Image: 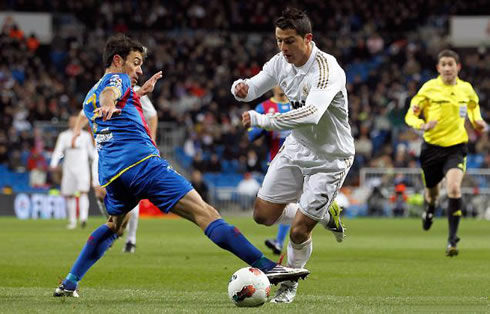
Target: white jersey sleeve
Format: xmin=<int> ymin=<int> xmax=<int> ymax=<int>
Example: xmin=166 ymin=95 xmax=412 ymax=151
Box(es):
xmin=231 ymin=56 xmax=279 ymax=102
xmin=50 ymin=131 xmax=69 ymax=168
xmin=249 ymin=56 xmax=346 ymax=130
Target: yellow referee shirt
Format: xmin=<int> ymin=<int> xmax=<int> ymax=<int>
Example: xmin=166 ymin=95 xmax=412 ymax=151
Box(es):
xmin=405 ymin=76 xmax=483 ymax=147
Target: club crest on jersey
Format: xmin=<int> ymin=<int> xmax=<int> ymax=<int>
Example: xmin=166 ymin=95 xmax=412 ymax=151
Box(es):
xmin=267 ymin=108 xmax=276 ymax=113
xmin=302 ymin=84 xmax=310 ymax=97
xmin=109 ymin=75 xmax=122 ymax=89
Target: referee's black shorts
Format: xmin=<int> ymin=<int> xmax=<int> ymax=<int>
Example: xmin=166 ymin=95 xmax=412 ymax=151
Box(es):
xmin=419 ymin=142 xmax=467 ymax=189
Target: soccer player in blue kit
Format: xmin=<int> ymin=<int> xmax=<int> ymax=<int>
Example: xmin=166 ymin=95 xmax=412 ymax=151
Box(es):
xmin=54 ymin=34 xmax=309 ymax=297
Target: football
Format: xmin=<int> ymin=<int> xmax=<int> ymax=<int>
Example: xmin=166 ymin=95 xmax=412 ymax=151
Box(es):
xmin=228 ymin=267 xmax=271 ymax=307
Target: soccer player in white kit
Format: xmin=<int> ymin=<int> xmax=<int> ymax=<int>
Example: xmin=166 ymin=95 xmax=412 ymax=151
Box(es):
xmin=50 ymin=115 xmax=95 ymax=229
xmin=74 ymin=85 xmax=158 ymax=253
xmin=231 ymin=8 xmax=355 ymax=303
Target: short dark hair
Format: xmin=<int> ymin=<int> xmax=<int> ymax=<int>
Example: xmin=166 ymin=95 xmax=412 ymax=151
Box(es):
xmin=275 ymin=8 xmax=312 ymax=37
xmin=437 ymin=49 xmax=460 ymax=64
xmin=103 ymin=34 xmax=146 ymax=68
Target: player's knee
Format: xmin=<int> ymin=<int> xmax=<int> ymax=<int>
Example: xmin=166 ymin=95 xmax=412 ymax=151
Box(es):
xmin=289 ymin=225 xmax=308 ymax=244
xmin=446 ymin=183 xmax=461 ymax=198
xmin=253 ymin=209 xmax=274 ymax=226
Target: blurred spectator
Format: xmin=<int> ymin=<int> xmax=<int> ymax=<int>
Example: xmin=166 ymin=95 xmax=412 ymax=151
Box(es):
xmin=26 ymin=33 xmax=40 ymax=52
xmin=206 ymin=153 xmax=222 ymax=173
xmin=367 ymin=183 xmax=389 ymax=216
xmin=390 ymin=183 xmax=408 ymax=217
xmin=236 ymin=172 xmax=260 ymax=210
xmin=26 ymin=148 xmax=48 ymax=187
xmin=190 ymin=169 xmax=209 ymax=202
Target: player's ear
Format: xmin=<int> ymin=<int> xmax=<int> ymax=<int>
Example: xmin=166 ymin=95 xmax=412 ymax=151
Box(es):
xmin=456 ymin=63 xmax=461 ymax=72
xmin=304 ymin=33 xmax=313 ymax=44
xmin=113 ymin=54 xmax=123 ymax=67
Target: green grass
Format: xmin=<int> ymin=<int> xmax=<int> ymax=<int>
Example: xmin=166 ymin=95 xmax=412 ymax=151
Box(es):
xmin=0 ymin=216 xmax=489 ymax=313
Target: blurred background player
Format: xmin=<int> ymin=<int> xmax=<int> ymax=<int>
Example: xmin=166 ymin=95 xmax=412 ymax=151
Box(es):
xmin=247 ymin=86 xmax=293 ymax=255
xmin=405 ymin=49 xmax=488 ymax=257
xmin=73 ymin=84 xmax=158 ymax=253
xmin=50 ymin=115 xmax=95 ymax=229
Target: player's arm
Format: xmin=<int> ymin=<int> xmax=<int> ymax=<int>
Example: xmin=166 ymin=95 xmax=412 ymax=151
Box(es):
xmin=95 ymin=87 xmax=121 ymax=121
xmin=467 ymin=86 xmax=488 ymax=132
xmin=135 ymin=71 xmax=163 ymax=97
xmin=50 ymin=133 xmax=65 ymax=170
xmin=242 ymin=62 xmax=343 ymax=130
xmin=71 ymin=110 xmax=89 ymax=148
xmin=405 ymin=85 xmax=437 ymax=131
xmin=248 ymin=103 xmax=266 ymax=142
xmin=231 ymin=60 xmax=277 ymax=102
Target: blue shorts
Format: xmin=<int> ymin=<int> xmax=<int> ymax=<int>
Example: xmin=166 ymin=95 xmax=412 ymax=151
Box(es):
xmin=104 ymin=157 xmax=193 ymax=216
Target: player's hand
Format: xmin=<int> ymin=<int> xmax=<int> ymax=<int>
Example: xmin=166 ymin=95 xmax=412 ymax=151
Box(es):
xmin=421 ymin=120 xmax=437 ymax=131
xmin=94 ymin=105 xmax=121 ymax=121
xmin=137 ymin=71 xmax=163 ymax=97
xmin=242 ymin=111 xmax=251 ymax=128
xmin=235 ymin=82 xmax=249 ymax=98
xmin=94 ymin=185 xmax=106 ymax=200
xmin=474 ymin=120 xmax=488 ymax=133
xmin=71 ymin=130 xmax=80 ymax=148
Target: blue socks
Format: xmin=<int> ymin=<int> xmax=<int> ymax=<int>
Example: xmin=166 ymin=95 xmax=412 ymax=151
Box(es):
xmin=205 ymin=219 xmax=276 ymax=272
xmin=64 ymin=224 xmax=118 ymax=287
xmin=276 ymin=224 xmax=290 ymax=249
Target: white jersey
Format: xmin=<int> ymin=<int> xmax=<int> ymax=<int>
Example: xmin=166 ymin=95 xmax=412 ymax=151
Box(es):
xmin=50 ymin=129 xmax=95 ymax=172
xmin=232 ymin=42 xmax=355 ymax=159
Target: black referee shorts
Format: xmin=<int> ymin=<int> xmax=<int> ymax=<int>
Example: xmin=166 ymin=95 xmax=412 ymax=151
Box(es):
xmin=419 ymin=142 xmax=467 ymax=189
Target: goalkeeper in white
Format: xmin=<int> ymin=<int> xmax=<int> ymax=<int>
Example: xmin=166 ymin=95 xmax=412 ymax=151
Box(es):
xmin=232 ymin=8 xmax=355 ymax=303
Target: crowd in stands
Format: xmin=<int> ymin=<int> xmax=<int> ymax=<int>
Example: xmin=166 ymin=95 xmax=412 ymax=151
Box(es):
xmin=0 ymin=0 xmax=488 ymax=193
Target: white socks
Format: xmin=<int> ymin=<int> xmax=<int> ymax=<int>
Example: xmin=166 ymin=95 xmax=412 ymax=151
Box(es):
xmin=126 ymin=204 xmax=140 ymax=244
xmin=287 ymin=237 xmax=312 ymax=269
xmin=275 ymin=203 xmax=300 ymax=225
xmin=79 ymin=193 xmax=89 ymax=222
xmin=66 ymin=197 xmax=77 ymax=226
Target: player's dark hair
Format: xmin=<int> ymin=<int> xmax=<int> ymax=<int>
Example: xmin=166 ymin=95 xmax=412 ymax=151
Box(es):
xmin=437 ymin=49 xmax=460 ymax=64
xmin=103 ymin=34 xmax=147 ymax=68
xmin=275 ymin=8 xmax=312 ymax=37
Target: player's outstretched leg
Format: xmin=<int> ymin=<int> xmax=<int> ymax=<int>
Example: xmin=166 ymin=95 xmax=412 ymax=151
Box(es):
xmin=54 ymin=215 xmax=128 ymax=297
xmin=172 ymin=190 xmax=310 ymax=285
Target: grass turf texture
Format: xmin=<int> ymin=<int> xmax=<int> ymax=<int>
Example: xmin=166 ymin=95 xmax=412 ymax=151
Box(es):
xmin=0 ymin=217 xmax=489 ymax=313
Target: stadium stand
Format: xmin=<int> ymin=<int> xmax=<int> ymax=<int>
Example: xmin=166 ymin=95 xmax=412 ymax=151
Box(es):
xmin=0 ymin=1 xmax=488 ymax=213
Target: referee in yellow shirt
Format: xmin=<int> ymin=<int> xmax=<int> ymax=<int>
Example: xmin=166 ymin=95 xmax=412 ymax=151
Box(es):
xmin=405 ymin=49 xmax=487 ymax=257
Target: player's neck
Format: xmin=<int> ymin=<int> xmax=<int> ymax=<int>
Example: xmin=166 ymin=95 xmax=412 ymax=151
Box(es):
xmin=105 ymin=65 xmax=123 ymax=74
xmin=294 ymin=42 xmax=312 ymax=67
xmin=442 ymin=78 xmax=457 ymax=85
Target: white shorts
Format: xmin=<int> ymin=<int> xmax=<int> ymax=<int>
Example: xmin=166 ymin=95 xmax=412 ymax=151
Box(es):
xmin=61 ymin=167 xmax=90 ymax=196
xmin=258 ymin=136 xmax=353 ymax=221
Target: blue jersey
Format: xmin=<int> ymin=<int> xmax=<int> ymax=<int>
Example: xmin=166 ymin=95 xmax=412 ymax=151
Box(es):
xmin=83 ymin=73 xmax=160 ymax=187
xmin=248 ymin=98 xmax=291 ymax=162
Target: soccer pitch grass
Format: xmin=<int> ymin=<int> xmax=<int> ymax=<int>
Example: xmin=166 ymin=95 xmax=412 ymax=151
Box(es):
xmin=0 ymin=217 xmax=489 ymax=313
